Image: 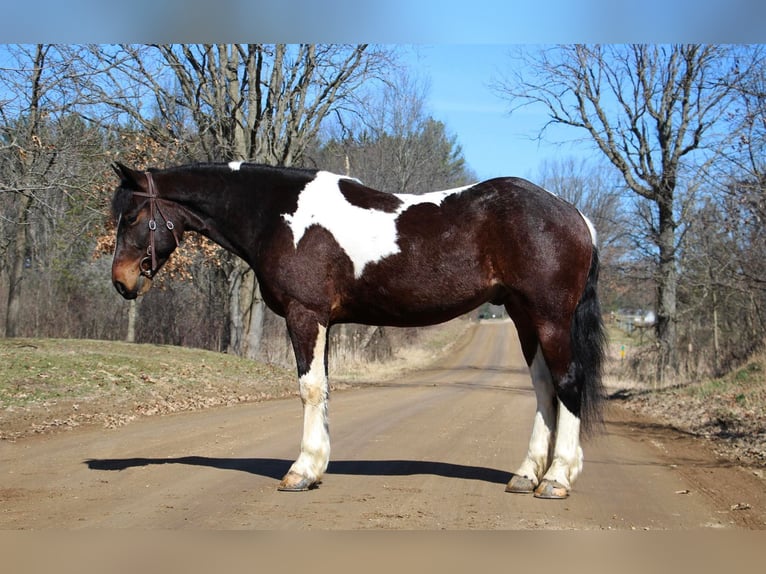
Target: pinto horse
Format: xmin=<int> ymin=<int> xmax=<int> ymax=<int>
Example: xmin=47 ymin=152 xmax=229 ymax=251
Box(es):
xmin=110 ymin=162 xmax=606 ymax=499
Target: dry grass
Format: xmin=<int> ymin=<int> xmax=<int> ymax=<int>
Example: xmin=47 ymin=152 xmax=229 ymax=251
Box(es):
xmin=609 ymin=345 xmax=766 ymax=468
xmin=331 ymin=318 xmax=471 ymax=382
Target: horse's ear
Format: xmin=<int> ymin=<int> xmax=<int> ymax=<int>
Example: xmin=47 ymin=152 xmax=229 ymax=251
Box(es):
xmin=112 ymin=162 xmax=140 ymax=188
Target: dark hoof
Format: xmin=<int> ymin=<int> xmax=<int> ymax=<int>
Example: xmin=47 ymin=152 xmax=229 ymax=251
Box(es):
xmin=505 ymin=474 xmax=536 ymax=494
xmin=277 ymin=471 xmax=318 ymax=492
xmin=533 ymin=479 xmax=569 ymax=499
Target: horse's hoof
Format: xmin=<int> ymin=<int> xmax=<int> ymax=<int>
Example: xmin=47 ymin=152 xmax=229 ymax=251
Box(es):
xmin=505 ymin=474 xmax=536 ymax=494
xmin=533 ymin=479 xmax=569 ymax=499
xmin=277 ymin=471 xmax=317 ymax=492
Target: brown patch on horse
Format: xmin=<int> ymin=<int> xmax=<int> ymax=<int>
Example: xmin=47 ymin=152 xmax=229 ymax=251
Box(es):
xmin=338 ymin=179 xmax=402 ymax=212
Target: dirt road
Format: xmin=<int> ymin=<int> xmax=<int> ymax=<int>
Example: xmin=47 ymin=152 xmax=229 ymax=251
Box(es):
xmin=1 ymin=321 xmax=764 ymax=529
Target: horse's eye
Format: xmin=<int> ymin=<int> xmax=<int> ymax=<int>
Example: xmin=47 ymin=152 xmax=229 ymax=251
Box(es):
xmin=123 ymin=213 xmax=139 ymax=226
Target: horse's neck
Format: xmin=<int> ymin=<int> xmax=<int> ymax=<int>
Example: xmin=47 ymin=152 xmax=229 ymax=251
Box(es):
xmin=173 ymin=170 xmax=277 ymax=264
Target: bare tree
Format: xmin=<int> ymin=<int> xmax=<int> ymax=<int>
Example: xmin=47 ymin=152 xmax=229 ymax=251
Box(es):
xmin=75 ymin=44 xmax=395 ymax=358
xmin=0 ymin=45 xmax=50 ymax=336
xmin=0 ymin=45 xmax=108 ymax=337
xmin=678 ymin=54 xmax=766 ymax=373
xmin=722 ymin=47 xmax=766 ymax=271
xmin=496 ymin=44 xmax=747 ymax=381
xmin=319 ymin=71 xmax=475 ymax=193
xmin=0 ymin=45 xmax=122 ymax=341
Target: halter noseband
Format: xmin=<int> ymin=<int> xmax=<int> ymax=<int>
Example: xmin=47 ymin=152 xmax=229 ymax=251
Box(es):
xmin=131 ymin=171 xmax=179 ymax=278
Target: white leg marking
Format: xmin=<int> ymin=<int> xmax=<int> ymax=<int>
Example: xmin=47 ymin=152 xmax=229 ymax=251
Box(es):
xmin=228 ymin=161 xmax=243 ymax=171
xmin=542 ymin=399 xmax=583 ymax=489
xmin=288 ymin=324 xmax=331 ymax=483
xmin=514 ymin=346 xmax=556 ymax=485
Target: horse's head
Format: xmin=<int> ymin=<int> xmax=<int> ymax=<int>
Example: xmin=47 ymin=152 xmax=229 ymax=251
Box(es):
xmin=110 ymin=163 xmax=182 ymax=299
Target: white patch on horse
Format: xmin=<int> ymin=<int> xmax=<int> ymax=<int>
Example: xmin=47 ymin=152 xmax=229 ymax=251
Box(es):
xmin=228 ymin=161 xmax=243 ymax=171
xmin=283 ymin=171 xmax=472 ymax=277
xmin=580 ymin=213 xmax=598 ymax=246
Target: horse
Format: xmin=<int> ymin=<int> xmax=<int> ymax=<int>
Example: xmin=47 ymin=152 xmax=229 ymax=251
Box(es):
xmin=109 ymin=161 xmax=606 ymax=499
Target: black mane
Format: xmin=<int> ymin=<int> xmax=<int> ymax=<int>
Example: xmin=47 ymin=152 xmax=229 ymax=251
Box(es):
xmin=166 ymin=162 xmax=319 ymax=180
xmin=110 ymin=162 xmax=320 ymax=220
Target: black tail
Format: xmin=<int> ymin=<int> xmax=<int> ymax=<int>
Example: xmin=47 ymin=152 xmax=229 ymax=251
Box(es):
xmin=570 ymin=246 xmax=607 ymax=435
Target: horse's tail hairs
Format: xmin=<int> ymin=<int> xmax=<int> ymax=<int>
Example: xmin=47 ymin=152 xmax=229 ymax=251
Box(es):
xmin=571 ymin=246 xmax=607 ymax=436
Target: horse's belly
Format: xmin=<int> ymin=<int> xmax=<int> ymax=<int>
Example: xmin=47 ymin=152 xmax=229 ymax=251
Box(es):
xmin=340 ymin=274 xmax=501 ymax=327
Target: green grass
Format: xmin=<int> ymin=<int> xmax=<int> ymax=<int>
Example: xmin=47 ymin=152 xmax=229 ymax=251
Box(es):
xmin=0 ymin=337 xmax=294 ymax=410
xmin=683 ymin=358 xmax=765 ymax=410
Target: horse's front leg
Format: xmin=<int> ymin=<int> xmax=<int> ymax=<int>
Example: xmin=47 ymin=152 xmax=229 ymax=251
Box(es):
xmin=278 ymin=309 xmax=330 ymax=491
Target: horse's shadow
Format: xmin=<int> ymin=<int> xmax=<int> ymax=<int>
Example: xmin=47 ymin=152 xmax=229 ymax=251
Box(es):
xmin=85 ymin=457 xmax=511 ymax=485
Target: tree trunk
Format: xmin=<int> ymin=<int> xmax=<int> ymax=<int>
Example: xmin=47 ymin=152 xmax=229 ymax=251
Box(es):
xmin=225 ymin=257 xmax=267 ymax=359
xmin=655 ymin=196 xmax=678 ymax=383
xmin=712 ymin=291 xmax=720 ymax=373
xmin=226 ymin=260 xmax=245 ymax=355
xmin=241 ymin=268 xmax=265 ymax=360
xmin=5 ymin=193 xmax=33 ymax=337
xmin=126 ymin=299 xmax=138 ymax=343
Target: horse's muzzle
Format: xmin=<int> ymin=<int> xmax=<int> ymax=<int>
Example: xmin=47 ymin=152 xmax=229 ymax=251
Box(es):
xmin=112 ymin=272 xmax=152 ymax=300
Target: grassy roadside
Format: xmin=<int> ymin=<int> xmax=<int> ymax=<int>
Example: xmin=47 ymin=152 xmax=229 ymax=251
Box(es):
xmin=606 ymin=323 xmax=766 ymax=469
xmin=614 ymin=355 xmax=765 ymax=468
xmin=0 ymin=318 xmax=472 ymax=441
xmin=0 ymin=337 xmax=296 ymax=440
xmin=0 ymin=338 xmax=295 ymax=407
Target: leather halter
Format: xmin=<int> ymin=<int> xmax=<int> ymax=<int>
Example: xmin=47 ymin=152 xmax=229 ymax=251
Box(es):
xmin=131 ymin=171 xmax=179 ymax=278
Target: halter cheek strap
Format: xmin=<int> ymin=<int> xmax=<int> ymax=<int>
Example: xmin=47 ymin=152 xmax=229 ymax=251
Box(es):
xmin=131 ymin=171 xmax=179 ymax=278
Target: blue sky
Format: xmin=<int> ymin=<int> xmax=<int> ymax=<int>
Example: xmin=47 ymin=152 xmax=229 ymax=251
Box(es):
xmin=5 ymin=1 xmax=763 ymax=44
xmin=403 ymin=45 xmax=593 ymax=182
xmin=3 ymin=0 xmax=763 ymax=182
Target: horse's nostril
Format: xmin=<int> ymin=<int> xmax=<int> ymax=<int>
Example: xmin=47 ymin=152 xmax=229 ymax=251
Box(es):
xmin=113 ymin=280 xmax=136 ymax=300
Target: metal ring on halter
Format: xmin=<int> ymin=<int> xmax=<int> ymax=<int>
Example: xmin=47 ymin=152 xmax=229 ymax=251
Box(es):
xmin=139 ymin=255 xmax=153 ymax=278
xmin=149 ymin=219 xmax=157 ymax=231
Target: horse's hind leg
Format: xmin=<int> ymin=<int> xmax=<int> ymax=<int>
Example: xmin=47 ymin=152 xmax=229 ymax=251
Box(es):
xmin=278 ymin=306 xmax=331 ymax=491
xmin=533 ymin=322 xmax=584 ymax=499
xmin=506 ymin=323 xmax=557 ymax=494
xmin=535 ymin=397 xmax=582 ymax=499
xmin=505 ymin=310 xmax=557 ymax=493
